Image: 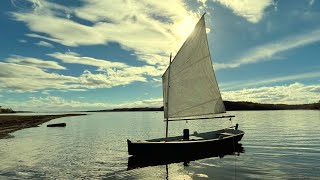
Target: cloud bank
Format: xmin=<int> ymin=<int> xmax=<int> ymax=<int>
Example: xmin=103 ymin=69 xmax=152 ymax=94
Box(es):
xmin=11 ymin=0 xmax=204 ymax=69
xmin=5 ymin=96 xmax=163 ymax=112
xmin=222 ymin=83 xmax=320 ymax=104
xmin=5 ymin=0 xmax=209 ymax=92
xmin=0 ymin=52 xmax=164 ymax=92
xmin=0 ymin=62 xmax=77 ymax=92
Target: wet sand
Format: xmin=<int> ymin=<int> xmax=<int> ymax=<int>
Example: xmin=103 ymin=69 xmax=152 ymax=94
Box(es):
xmin=0 ymin=114 xmax=86 ymax=138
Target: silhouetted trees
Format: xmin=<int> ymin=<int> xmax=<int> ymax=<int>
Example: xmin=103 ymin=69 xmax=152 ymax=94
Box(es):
xmin=0 ymin=106 xmax=15 ymax=113
xmin=87 ymin=101 xmax=320 ymax=112
xmin=223 ymin=101 xmax=320 ymax=111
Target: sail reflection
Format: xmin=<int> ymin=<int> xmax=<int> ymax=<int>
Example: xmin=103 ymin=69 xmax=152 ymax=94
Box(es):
xmin=127 ymin=143 xmax=244 ymax=170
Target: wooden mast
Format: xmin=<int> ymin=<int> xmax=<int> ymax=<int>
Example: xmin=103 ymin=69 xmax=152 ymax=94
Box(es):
xmin=165 ymin=53 xmax=172 ymax=140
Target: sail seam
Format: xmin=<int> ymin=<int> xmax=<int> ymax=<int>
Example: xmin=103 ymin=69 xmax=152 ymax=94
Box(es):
xmin=169 ymin=55 xmax=210 ymax=80
xmin=173 ymin=32 xmax=204 ymax=72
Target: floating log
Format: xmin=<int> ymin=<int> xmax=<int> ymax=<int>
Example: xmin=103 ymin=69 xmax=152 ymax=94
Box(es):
xmin=47 ymin=123 xmax=66 ymax=127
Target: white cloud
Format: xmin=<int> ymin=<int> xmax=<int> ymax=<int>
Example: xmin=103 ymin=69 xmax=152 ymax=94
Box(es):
xmin=114 ymin=98 xmax=163 ymax=109
xmin=5 ymin=96 xmax=108 ymax=111
xmin=99 ymin=65 xmax=163 ymax=77
xmin=220 ymin=71 xmax=320 ymax=90
xmin=0 ymin=52 xmax=164 ymax=92
xmin=14 ymin=13 xmax=107 ymax=46
xmin=78 ymin=65 xmax=163 ymax=89
xmin=0 ymin=61 xmax=152 ymax=92
xmin=49 ymin=51 xmax=164 ymax=86
xmin=222 ymin=83 xmax=320 ymax=104
xmin=214 ymin=0 xmax=274 ymax=23
xmin=5 ymin=96 xmax=163 ymax=111
xmin=18 ymin=39 xmax=27 ymax=43
xmin=9 ymin=1 xmax=209 ymax=93
xmin=79 ymin=70 xmax=146 ymax=88
xmin=35 ymin=40 xmax=54 ymax=48
xmin=10 ymin=0 xmax=203 ymax=68
xmin=6 ymin=55 xmax=66 ymax=70
xmin=48 ymin=52 xmax=127 ymax=69
xmin=0 ymin=62 xmax=78 ymax=91
xmin=215 ymin=28 xmax=320 ymax=70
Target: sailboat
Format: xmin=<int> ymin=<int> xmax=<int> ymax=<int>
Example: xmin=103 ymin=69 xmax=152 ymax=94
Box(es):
xmin=127 ymin=14 xmax=244 ymax=157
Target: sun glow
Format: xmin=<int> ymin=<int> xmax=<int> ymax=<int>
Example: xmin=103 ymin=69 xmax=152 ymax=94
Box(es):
xmin=173 ymin=15 xmax=199 ymax=41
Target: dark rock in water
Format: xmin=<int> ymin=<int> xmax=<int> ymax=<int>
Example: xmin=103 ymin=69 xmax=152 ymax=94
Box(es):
xmin=47 ymin=123 xmax=66 ymax=127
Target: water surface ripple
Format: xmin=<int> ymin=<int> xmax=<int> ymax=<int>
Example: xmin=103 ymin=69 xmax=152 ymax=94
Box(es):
xmin=0 ymin=110 xmax=319 ymax=179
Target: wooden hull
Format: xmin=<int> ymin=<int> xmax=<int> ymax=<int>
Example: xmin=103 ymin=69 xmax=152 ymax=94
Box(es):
xmin=128 ymin=128 xmax=244 ymax=157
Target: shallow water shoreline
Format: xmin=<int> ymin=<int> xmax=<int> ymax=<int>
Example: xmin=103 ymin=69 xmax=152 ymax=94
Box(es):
xmin=0 ymin=114 xmax=86 ymax=138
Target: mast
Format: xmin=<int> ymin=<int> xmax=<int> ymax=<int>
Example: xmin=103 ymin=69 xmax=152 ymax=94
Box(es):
xmin=165 ymin=53 xmax=172 ymax=140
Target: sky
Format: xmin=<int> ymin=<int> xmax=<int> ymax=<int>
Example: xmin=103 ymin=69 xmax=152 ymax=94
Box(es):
xmin=0 ymin=0 xmax=319 ymax=111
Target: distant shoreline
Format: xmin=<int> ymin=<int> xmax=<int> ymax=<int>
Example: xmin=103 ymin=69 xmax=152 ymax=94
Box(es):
xmin=0 ymin=114 xmax=86 ymax=139
xmin=85 ymin=101 xmax=320 ymax=112
xmin=1 ymin=101 xmax=319 ymax=114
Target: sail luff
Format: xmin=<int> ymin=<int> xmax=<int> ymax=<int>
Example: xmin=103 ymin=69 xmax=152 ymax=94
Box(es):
xmin=202 ymin=15 xmax=226 ymax=113
xmin=165 ymin=53 xmax=172 ymax=139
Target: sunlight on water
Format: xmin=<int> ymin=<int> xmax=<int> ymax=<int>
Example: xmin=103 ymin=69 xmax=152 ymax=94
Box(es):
xmin=0 ymin=111 xmax=319 ymax=179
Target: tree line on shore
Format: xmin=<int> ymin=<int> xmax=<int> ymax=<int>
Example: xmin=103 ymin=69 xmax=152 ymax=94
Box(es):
xmin=0 ymin=106 xmax=15 ymax=113
xmin=88 ymin=101 xmax=320 ymax=112
xmin=2 ymin=101 xmax=319 ymax=113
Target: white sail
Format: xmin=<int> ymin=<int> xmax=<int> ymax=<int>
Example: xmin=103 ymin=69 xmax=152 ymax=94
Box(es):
xmin=162 ymin=15 xmax=225 ymax=119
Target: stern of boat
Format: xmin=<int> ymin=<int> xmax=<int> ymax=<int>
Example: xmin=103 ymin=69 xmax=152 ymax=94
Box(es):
xmin=224 ymin=125 xmax=245 ymax=142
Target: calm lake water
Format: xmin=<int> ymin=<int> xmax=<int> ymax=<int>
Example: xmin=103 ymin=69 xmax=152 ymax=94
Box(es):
xmin=0 ymin=111 xmax=319 ymax=179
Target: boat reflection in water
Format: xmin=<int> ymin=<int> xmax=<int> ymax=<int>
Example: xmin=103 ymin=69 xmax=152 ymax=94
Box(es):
xmin=127 ymin=143 xmax=244 ymax=170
